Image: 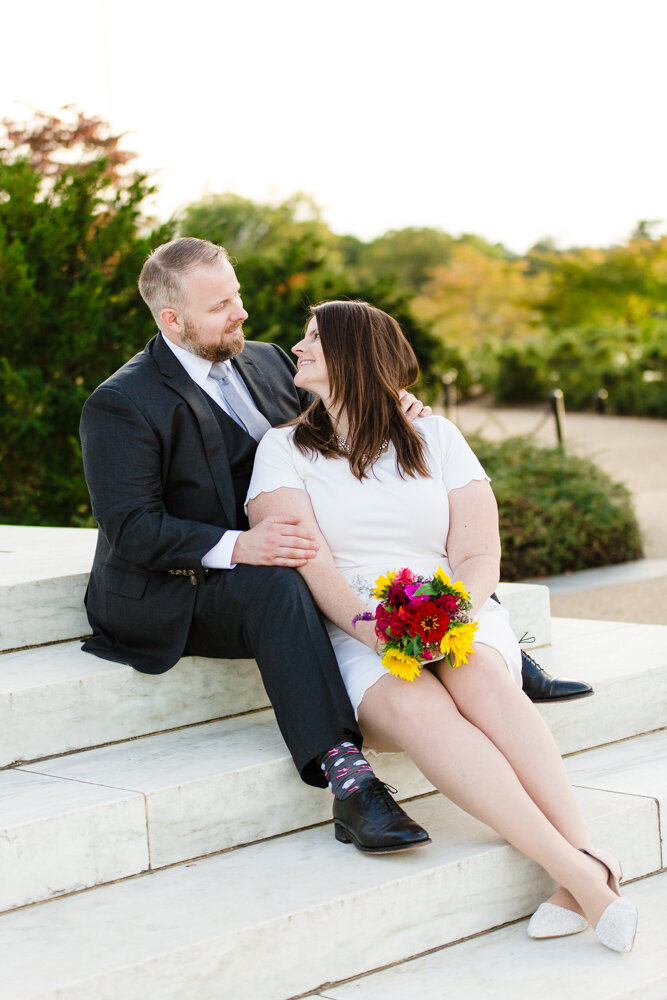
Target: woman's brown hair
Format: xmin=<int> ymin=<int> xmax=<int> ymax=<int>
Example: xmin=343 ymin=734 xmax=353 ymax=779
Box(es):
xmin=293 ymin=300 xmax=430 ymax=480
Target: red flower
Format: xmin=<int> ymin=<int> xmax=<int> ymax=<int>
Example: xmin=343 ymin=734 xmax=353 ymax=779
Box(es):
xmin=434 ymin=594 xmax=461 ymax=617
xmin=400 ymin=600 xmax=450 ymax=644
xmin=375 ymin=604 xmax=410 ymax=639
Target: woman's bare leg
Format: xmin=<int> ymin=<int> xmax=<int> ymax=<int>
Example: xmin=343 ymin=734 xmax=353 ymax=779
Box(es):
xmin=358 ymin=669 xmax=616 ymax=925
xmin=436 ymin=644 xmax=592 ymax=913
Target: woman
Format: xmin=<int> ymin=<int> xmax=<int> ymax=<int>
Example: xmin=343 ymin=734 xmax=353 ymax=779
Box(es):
xmin=246 ymin=300 xmax=638 ymax=953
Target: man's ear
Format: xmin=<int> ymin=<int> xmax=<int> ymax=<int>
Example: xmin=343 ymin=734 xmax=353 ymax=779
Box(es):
xmin=159 ymin=307 xmax=183 ymax=338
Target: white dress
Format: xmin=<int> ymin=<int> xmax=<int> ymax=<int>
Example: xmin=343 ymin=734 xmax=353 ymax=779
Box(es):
xmin=246 ymin=416 xmax=522 ymax=717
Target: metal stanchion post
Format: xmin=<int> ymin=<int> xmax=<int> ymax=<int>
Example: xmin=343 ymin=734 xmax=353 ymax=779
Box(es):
xmin=441 ymin=369 xmax=458 ymax=421
xmin=550 ymin=388 xmax=566 ymax=446
xmin=594 ymin=388 xmax=608 ymax=414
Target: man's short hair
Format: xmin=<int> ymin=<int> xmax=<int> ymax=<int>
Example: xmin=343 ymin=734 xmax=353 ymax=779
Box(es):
xmin=138 ymin=237 xmax=230 ymax=327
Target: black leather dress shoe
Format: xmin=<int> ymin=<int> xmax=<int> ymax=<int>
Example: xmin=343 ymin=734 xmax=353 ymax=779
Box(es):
xmin=521 ymin=651 xmax=594 ymax=702
xmin=332 ymin=779 xmax=432 ymax=854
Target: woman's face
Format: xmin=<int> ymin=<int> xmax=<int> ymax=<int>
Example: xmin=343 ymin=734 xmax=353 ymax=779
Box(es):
xmin=292 ymin=317 xmax=331 ymax=400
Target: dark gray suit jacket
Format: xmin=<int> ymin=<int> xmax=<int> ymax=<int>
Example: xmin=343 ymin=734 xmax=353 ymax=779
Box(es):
xmin=80 ymin=334 xmax=310 ymax=673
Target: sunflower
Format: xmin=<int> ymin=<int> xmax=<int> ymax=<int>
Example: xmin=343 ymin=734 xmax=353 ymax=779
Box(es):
xmin=371 ymin=569 xmax=397 ymax=600
xmin=440 ymin=620 xmax=478 ymax=667
xmin=381 ymin=648 xmax=422 ymax=682
xmin=433 ymin=566 xmax=470 ymax=601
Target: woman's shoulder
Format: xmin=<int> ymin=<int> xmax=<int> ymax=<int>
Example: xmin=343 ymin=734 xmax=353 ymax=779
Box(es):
xmin=254 ymin=423 xmax=298 ymax=458
xmin=414 ymin=414 xmax=461 ymax=443
xmin=264 ymin=423 xmax=297 ymax=441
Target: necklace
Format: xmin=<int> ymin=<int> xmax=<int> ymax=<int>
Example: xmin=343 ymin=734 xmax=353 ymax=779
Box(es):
xmin=336 ymin=434 xmax=389 ymax=463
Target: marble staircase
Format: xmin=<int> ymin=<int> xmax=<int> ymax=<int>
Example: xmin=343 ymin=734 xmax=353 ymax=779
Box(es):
xmin=1 ymin=525 xmax=666 ymax=999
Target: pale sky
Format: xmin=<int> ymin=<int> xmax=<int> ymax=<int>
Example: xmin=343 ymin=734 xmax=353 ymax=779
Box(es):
xmin=2 ymin=0 xmax=666 ymax=253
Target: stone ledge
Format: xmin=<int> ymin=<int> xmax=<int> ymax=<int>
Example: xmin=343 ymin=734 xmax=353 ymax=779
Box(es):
xmin=0 ymin=787 xmax=658 ymax=1000
xmin=0 ymin=525 xmax=551 ymax=651
xmin=318 ymin=871 xmax=667 ymax=1000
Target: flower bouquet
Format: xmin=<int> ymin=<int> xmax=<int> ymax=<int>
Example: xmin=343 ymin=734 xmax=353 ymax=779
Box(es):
xmin=353 ymin=566 xmax=479 ymax=682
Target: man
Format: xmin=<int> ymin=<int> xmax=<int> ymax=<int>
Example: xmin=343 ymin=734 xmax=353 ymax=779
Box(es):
xmin=80 ymin=237 xmax=429 ymax=854
xmin=80 ymin=237 xmax=590 ymax=855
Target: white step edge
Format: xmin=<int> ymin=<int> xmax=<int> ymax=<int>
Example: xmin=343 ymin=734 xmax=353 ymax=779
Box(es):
xmin=532 ymin=619 xmax=667 ymax=756
xmin=0 ymin=641 xmax=268 ymax=768
xmin=497 ymin=580 xmax=551 ymax=648
xmin=2 ymin=617 xmax=665 ymax=770
xmin=3 ymin=718 xmax=666 ymax=916
xmin=0 ymin=770 xmax=149 ymax=912
xmin=314 ymin=871 xmax=667 ymax=1000
xmin=564 ymin=728 xmax=667 ymax=866
xmin=2 ymin=716 xmax=433 ymax=912
xmin=0 ymin=787 xmax=659 ymax=1000
xmin=0 ymin=521 xmax=550 ymax=651
xmin=0 ymin=525 xmax=96 ymax=651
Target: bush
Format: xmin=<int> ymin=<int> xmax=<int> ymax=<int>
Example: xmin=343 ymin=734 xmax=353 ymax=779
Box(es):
xmin=466 ymin=434 xmax=643 ymax=580
xmin=472 ymin=324 xmax=667 ymax=417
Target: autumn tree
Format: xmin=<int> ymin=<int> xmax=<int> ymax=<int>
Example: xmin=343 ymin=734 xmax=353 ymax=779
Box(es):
xmin=534 ymin=236 xmax=667 ymax=330
xmin=411 ymin=242 xmax=546 ymax=352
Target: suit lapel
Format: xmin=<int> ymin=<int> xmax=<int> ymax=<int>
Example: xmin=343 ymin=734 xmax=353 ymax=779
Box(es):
xmin=150 ymin=336 xmax=237 ymax=523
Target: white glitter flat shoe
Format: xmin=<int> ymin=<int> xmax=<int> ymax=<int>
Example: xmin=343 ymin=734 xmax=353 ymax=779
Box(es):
xmin=581 ymin=848 xmax=638 ymax=953
xmin=527 ymin=901 xmax=589 ymax=938
xmin=594 ymin=896 xmax=638 ymax=953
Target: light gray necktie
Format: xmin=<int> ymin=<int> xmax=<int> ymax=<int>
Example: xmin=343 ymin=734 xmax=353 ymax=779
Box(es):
xmin=208 ymin=365 xmax=271 ymax=442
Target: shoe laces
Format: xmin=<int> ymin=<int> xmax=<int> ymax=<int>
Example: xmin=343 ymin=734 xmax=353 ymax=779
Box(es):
xmin=521 ymin=649 xmax=554 ymax=681
xmin=521 ymin=650 xmax=540 ymax=668
xmin=364 ymin=780 xmax=401 ymax=816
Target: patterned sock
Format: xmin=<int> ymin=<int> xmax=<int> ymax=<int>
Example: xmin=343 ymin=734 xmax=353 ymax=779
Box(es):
xmin=320 ymin=741 xmax=375 ymax=799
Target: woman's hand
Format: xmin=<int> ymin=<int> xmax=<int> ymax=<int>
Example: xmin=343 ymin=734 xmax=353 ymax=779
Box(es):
xmin=398 ymin=388 xmax=432 ymax=421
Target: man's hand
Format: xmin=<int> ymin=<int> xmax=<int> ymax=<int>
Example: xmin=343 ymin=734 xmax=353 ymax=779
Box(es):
xmin=232 ymin=516 xmax=319 ymax=567
xmin=399 ymin=388 xmax=432 ymax=421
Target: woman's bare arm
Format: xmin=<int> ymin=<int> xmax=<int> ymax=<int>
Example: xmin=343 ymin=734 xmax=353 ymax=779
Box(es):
xmin=247 ymin=487 xmax=378 ymax=650
xmin=445 ymin=479 xmax=502 ymax=617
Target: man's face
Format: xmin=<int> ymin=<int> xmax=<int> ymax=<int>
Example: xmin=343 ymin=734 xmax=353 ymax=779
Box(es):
xmin=175 ymin=259 xmax=248 ymax=362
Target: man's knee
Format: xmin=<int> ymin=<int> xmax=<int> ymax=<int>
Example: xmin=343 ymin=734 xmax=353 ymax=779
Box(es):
xmin=235 ymin=565 xmax=314 ymax=616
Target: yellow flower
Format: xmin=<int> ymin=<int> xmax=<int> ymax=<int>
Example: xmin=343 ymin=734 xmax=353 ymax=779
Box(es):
xmin=434 ymin=566 xmax=470 ymax=601
xmin=381 ymin=648 xmax=422 ymax=682
xmin=440 ymin=620 xmax=479 ymax=667
xmin=371 ymin=569 xmax=397 ymax=600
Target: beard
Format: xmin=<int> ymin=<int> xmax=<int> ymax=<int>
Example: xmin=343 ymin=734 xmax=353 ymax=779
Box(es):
xmin=181 ymin=316 xmax=245 ymax=362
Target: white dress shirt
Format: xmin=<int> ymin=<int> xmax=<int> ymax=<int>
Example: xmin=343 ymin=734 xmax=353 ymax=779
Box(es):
xmin=160 ymin=333 xmax=267 ymax=569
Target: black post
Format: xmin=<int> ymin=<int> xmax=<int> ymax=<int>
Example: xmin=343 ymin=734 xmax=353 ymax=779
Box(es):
xmin=550 ymin=388 xmax=565 ymax=446
xmin=594 ymin=388 xmax=608 ymax=414
xmin=441 ymin=369 xmax=458 ymax=420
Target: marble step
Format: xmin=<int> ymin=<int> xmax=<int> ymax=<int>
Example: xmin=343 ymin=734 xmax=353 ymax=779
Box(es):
xmin=2 ymin=688 xmax=666 ymax=914
xmin=0 ymin=774 xmax=661 ymax=1000
xmin=0 ymin=639 xmax=268 ymax=768
xmin=0 ymin=523 xmax=551 ymax=651
xmin=0 ymin=714 xmax=432 ymax=913
xmin=312 ymin=870 xmax=667 ymax=1000
xmin=0 ymin=525 xmax=96 ymax=651
xmin=2 ymin=615 xmax=665 ymax=772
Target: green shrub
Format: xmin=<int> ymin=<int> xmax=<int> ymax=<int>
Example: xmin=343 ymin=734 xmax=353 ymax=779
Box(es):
xmin=466 ymin=434 xmax=643 ymax=580
xmin=486 ymin=341 xmax=550 ymax=404
xmin=472 ymin=324 xmax=667 ymax=417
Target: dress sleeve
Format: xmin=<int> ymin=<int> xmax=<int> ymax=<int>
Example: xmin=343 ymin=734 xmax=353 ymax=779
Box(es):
xmin=436 ymin=417 xmax=490 ymax=492
xmin=245 ymin=428 xmax=306 ymax=509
